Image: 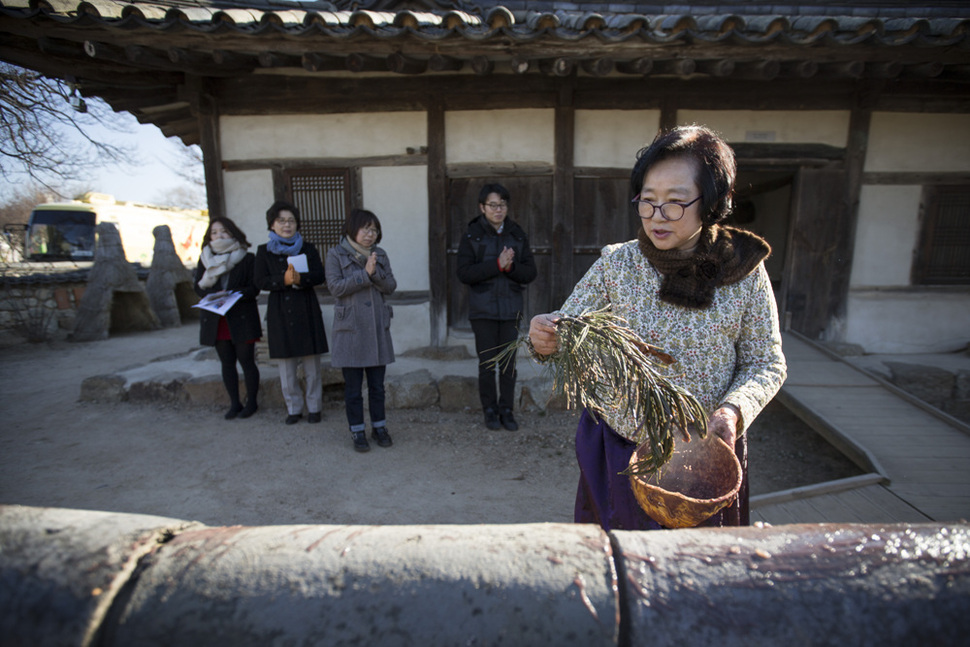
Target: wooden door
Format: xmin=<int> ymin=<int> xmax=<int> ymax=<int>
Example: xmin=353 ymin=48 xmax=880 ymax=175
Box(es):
xmin=446 ymin=176 xmax=553 ymax=330
xmin=783 ymin=167 xmax=852 ymax=339
xmin=570 ymin=174 xmax=639 ymax=288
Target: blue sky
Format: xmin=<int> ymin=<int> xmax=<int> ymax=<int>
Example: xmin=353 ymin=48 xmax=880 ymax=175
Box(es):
xmin=86 ymin=121 xmax=204 ymax=208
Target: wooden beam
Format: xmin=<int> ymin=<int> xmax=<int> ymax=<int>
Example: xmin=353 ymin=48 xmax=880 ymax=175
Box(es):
xmin=819 ymin=61 xmax=865 ymax=79
xmin=510 ymin=56 xmax=531 ymax=74
xmin=258 ymin=52 xmax=300 ymax=68
xmin=185 ymin=76 xmax=225 ymax=220
xmin=902 ymin=62 xmax=944 ymax=78
xmin=780 ymin=60 xmax=818 ymax=79
xmin=581 ymin=57 xmax=614 ymax=77
xmin=733 ymin=60 xmax=780 ymax=81
xmin=652 ymin=59 xmax=696 ymax=77
xmin=427 ymin=100 xmax=447 ymax=347
xmin=386 ymin=53 xmax=427 ymax=75
xmin=616 ymin=58 xmax=653 ymax=75
xmin=428 ymin=54 xmax=463 ymax=72
xmin=471 ymin=56 xmax=494 ymax=75
xmin=553 ymin=82 xmax=575 ymax=309
xmin=302 ymin=53 xmax=344 ymax=73
xmin=37 ymin=37 xmax=83 ymax=58
xmin=345 ymin=53 xmax=386 ymax=73
xmin=869 ymin=61 xmax=902 ymax=79
xmin=696 ymin=59 xmax=735 ymax=77
xmin=540 ymin=58 xmax=574 ymax=77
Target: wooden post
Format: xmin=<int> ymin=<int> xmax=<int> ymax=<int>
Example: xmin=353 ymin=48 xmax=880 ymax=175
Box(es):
xmin=184 ymin=75 xmax=226 ymax=221
xmin=553 ymin=82 xmax=575 ymax=309
xmin=427 ymin=100 xmax=448 ymax=347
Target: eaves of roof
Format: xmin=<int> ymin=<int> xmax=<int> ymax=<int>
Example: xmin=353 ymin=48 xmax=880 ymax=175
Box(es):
xmin=2 ymin=0 xmax=968 ymax=47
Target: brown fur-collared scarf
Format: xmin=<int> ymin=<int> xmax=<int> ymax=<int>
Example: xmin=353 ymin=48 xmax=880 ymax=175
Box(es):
xmin=637 ymin=225 xmax=771 ymax=309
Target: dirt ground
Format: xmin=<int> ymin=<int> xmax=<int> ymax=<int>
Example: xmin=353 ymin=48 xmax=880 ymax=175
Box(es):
xmin=0 ymin=324 xmax=860 ymax=528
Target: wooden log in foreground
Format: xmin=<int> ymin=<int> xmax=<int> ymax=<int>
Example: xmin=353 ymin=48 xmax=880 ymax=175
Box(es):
xmin=0 ymin=505 xmax=967 ymax=646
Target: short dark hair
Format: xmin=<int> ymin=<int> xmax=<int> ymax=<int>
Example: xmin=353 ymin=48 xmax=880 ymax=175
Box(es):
xmin=203 ymin=216 xmax=251 ymax=248
xmin=265 ymin=200 xmax=301 ymax=230
xmin=478 ymin=183 xmax=511 ymax=206
xmin=630 ymin=125 xmax=736 ymax=226
xmin=345 ymin=208 xmax=382 ymax=244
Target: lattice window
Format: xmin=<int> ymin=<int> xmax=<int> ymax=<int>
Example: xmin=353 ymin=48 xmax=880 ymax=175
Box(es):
xmin=914 ymin=186 xmax=970 ymax=285
xmin=285 ymin=169 xmax=352 ymax=251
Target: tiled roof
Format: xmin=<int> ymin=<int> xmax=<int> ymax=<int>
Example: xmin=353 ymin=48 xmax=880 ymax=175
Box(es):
xmin=2 ymin=0 xmax=968 ymax=44
xmin=2 ymin=0 xmax=967 ymax=142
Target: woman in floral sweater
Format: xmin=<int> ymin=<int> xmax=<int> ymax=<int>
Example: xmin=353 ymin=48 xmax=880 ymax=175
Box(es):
xmin=529 ymin=125 xmax=786 ymax=530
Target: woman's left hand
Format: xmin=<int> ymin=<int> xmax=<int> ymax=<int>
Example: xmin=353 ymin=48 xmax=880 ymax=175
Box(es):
xmin=708 ymin=404 xmax=741 ymax=447
xmin=365 ymin=252 xmax=377 ymax=276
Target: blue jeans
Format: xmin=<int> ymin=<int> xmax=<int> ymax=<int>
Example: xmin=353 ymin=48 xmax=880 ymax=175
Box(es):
xmin=342 ymin=366 xmax=386 ymax=432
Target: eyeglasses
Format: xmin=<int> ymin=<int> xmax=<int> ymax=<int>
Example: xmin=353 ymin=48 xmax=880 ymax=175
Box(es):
xmin=360 ymin=227 xmax=379 ymax=236
xmin=274 ymin=218 xmax=297 ymax=225
xmin=484 ymin=202 xmax=508 ymax=210
xmin=631 ymin=195 xmax=702 ymax=222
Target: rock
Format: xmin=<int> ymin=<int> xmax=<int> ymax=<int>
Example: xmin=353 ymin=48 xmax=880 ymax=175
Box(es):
xmin=886 ymin=362 xmax=955 ymax=408
xmin=400 ymin=345 xmax=473 ymax=360
xmin=79 ymin=374 xmax=127 ymax=403
xmin=127 ymin=373 xmax=192 ymax=403
xmin=437 ymin=375 xmax=478 ymax=411
xmin=385 ymin=369 xmax=438 ymax=409
xmin=182 ymin=376 xmax=231 ymax=407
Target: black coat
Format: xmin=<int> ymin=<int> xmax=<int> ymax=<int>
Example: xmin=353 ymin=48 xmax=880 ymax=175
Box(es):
xmin=456 ymin=215 xmax=537 ymax=321
xmin=254 ymin=241 xmax=329 ymax=359
xmin=193 ymin=252 xmax=262 ymax=346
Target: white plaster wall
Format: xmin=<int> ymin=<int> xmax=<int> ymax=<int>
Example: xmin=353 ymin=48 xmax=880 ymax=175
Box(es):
xmin=445 ymin=109 xmax=554 ymax=163
xmin=676 ymin=110 xmax=850 ymax=146
xmin=574 ymin=110 xmax=661 ymax=168
xmin=361 ymin=166 xmax=429 ymax=291
xmin=850 ymin=185 xmax=922 ymax=287
xmin=866 ymin=113 xmax=970 ymax=172
xmin=220 ymin=113 xmax=427 ymax=160
xmin=223 ymin=169 xmax=275 ymax=242
xmin=845 ymin=291 xmax=970 ymax=353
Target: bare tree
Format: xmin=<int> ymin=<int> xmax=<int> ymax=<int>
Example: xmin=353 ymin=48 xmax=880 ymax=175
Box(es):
xmin=0 ymin=63 xmax=139 ymax=194
xmin=153 ymin=142 xmax=206 ymax=209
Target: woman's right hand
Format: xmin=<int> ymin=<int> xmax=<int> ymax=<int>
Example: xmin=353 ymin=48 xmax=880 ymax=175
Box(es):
xmin=529 ymin=313 xmax=560 ymax=356
xmin=284 ymin=264 xmax=300 ymax=286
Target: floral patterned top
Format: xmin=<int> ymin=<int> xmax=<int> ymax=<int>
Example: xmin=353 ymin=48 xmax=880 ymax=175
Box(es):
xmin=556 ymin=240 xmax=787 ymax=442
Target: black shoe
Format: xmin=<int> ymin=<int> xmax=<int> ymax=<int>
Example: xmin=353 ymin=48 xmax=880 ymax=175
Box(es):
xmin=499 ymin=409 xmax=519 ymax=431
xmin=285 ymin=414 xmax=302 ymax=425
xmin=484 ymin=407 xmax=501 ymax=430
xmin=239 ymin=402 xmax=258 ymax=419
xmin=352 ymin=430 xmax=371 ymax=452
xmin=372 ymin=426 xmax=393 ymax=447
xmin=225 ymin=404 xmax=243 ymax=420
xmin=307 ymin=411 xmax=322 ymax=423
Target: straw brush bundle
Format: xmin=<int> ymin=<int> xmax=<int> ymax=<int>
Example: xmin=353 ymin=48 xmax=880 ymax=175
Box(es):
xmin=496 ymin=308 xmax=708 ymax=475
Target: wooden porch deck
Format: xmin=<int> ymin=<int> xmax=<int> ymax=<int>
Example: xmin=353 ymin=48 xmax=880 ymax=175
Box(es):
xmin=751 ymin=333 xmax=970 ymax=525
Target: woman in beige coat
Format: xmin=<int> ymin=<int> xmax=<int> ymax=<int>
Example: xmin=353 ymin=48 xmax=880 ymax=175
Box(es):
xmin=326 ymin=208 xmax=397 ymax=453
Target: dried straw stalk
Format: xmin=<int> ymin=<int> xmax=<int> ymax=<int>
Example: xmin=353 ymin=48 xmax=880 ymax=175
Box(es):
xmin=495 ymin=308 xmax=708 ymax=475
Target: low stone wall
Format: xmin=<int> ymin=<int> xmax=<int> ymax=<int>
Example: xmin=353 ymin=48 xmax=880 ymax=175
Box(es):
xmin=78 ymin=347 xmax=560 ymax=414
xmin=0 ymin=279 xmax=86 ymax=340
xmin=2 ymin=505 xmax=968 ymax=646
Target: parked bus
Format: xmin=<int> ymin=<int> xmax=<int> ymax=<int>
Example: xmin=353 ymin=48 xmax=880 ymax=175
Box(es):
xmin=24 ymin=192 xmax=207 ymax=266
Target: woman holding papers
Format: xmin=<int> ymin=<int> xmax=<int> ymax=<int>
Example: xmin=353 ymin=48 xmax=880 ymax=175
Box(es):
xmin=326 ymin=208 xmax=397 ymax=453
xmin=194 ymin=217 xmax=262 ymax=420
xmin=254 ymin=201 xmax=329 ymax=425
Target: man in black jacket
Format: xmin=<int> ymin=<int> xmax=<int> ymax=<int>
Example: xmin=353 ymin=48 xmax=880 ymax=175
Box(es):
xmin=456 ymin=183 xmax=538 ymax=430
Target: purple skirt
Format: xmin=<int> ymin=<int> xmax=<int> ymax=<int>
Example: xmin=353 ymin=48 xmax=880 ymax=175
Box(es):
xmin=574 ymin=409 xmax=749 ymax=531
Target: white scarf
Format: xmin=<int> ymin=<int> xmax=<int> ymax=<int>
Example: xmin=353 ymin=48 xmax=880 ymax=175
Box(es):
xmin=199 ymin=238 xmax=247 ymax=289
